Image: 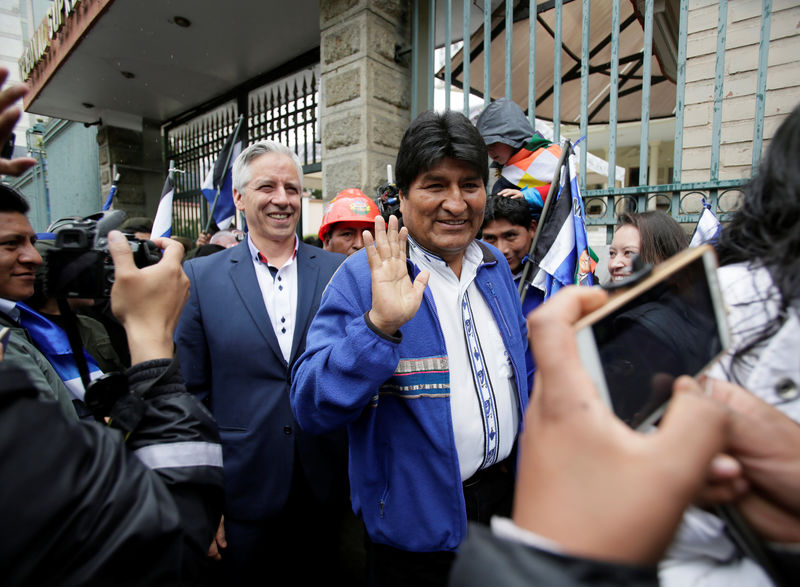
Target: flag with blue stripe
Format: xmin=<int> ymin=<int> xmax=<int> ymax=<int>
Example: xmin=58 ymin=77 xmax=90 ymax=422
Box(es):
xmin=690 ymin=198 xmax=722 ymax=247
xmin=532 ymin=143 xmax=595 ymax=299
xmin=103 ymin=173 xmax=119 ymax=211
xmin=201 ymin=130 xmax=243 ymax=230
xmin=17 ymin=302 xmax=103 ymax=401
xmin=151 ymin=173 xmax=175 ymax=239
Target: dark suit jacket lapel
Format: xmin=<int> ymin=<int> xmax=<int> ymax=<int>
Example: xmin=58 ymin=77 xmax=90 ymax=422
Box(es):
xmin=290 ymin=242 xmax=319 ymax=363
xmin=228 ymin=240 xmax=286 ymax=365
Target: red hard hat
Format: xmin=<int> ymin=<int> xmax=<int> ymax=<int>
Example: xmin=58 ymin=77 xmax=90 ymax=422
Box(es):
xmin=318 ymin=189 xmax=380 ymax=241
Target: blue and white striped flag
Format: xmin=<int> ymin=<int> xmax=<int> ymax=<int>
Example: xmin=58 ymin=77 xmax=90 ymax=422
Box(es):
xmin=201 ymin=127 xmax=243 ymax=230
xmin=17 ymin=302 xmax=103 ymax=401
xmin=101 ymin=172 xmax=120 ymax=211
xmin=690 ymin=199 xmax=722 ymax=247
xmin=150 ymin=173 xmax=174 ymax=239
xmin=532 ymin=142 xmax=595 ymax=299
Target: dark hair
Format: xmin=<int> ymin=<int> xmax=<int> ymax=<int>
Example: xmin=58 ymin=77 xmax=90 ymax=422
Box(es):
xmin=713 ymin=104 xmax=800 ymax=383
xmin=616 ymin=210 xmax=688 ymax=265
xmin=193 ymin=243 xmax=226 ymax=258
xmin=0 ymin=183 xmax=30 ymax=214
xmin=395 ymin=110 xmax=488 ymax=196
xmin=482 ymin=195 xmax=532 ymax=229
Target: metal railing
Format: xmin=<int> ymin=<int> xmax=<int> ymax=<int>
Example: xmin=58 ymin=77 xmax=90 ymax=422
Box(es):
xmin=413 ymin=0 xmax=776 ymax=240
xmin=164 ymin=66 xmax=320 ymax=239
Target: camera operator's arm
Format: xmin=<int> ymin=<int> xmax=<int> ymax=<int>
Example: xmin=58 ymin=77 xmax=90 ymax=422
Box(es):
xmin=0 ymin=234 xmax=223 ymax=585
xmin=451 ymin=287 xmax=730 ymax=586
xmin=0 ymin=68 xmax=37 ymax=177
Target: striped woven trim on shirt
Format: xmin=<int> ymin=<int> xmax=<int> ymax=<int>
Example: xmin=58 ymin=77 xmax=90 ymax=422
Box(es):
xmin=374 ymin=356 xmax=450 ymax=404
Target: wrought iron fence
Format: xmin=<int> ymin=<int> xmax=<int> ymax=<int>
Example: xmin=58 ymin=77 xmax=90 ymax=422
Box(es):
xmin=414 ymin=0 xmax=778 ymax=242
xmin=165 ymin=67 xmax=320 ymax=240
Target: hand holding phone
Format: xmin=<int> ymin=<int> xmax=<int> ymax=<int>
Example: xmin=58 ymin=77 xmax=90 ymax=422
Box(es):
xmin=575 ymin=245 xmax=730 ymax=430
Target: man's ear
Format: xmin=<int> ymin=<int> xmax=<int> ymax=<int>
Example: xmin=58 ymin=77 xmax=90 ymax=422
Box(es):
xmin=529 ymin=219 xmax=538 ymax=237
xmin=233 ymin=189 xmax=245 ymax=211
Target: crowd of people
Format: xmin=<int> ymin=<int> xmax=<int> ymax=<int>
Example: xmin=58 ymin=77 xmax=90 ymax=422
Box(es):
xmin=2 ymin=62 xmax=800 ymax=587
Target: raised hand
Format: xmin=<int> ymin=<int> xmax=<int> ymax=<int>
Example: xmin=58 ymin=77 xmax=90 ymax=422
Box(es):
xmin=363 ymin=215 xmax=429 ymax=336
xmin=0 ymin=68 xmax=37 ymax=177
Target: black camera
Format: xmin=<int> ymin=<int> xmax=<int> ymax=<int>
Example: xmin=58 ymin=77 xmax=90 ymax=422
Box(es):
xmin=44 ymin=210 xmax=162 ymax=299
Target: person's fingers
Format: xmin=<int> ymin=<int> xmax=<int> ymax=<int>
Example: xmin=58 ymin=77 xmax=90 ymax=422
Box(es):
xmin=708 ymin=454 xmax=744 ymax=482
xmin=216 ymin=517 xmax=227 ymax=548
xmin=528 ymin=286 xmax=607 ymax=375
xmin=373 ymin=215 xmax=391 ymax=260
xmin=526 ymin=286 xmax=608 ymax=417
xmin=150 ymin=236 xmax=184 ymax=266
xmin=652 ymin=377 xmax=730 ymax=495
xmin=0 ymin=79 xmax=27 ymax=111
xmin=737 ymin=492 xmax=800 ymax=543
xmin=0 ymin=158 xmax=37 ymax=177
xmin=412 ymin=269 xmax=429 ymax=297
xmin=398 ymin=225 xmax=409 ymax=261
xmin=107 ymin=230 xmax=136 ymax=274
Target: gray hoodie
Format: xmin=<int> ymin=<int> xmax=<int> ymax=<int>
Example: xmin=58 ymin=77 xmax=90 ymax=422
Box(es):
xmin=475 ymin=98 xmax=534 ymax=149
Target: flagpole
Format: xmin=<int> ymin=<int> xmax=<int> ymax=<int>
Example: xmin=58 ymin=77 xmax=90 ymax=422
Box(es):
xmin=205 ymin=114 xmax=246 ymax=234
xmin=102 ymin=165 xmax=120 ymax=211
xmin=518 ymin=138 xmax=572 ymax=305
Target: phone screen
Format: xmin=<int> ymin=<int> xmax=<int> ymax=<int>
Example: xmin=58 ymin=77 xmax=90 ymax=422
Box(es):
xmin=590 ymin=254 xmax=724 ymax=428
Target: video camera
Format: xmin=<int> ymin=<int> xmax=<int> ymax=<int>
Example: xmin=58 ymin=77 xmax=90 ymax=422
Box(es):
xmin=43 ymin=210 xmax=162 ymax=299
xmin=376 ymin=181 xmax=401 ymax=222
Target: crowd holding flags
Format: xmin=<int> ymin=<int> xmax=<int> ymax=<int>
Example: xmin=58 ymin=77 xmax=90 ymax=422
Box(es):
xmin=520 ymin=138 xmax=596 ymax=301
xmin=201 ymin=115 xmax=245 ymax=232
xmin=150 ymin=162 xmax=176 ymax=239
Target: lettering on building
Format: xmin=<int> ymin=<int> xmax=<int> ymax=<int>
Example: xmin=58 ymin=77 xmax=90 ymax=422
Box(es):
xmin=18 ymin=0 xmax=83 ymax=81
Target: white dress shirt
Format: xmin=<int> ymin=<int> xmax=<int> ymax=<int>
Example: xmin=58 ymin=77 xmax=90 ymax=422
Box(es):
xmin=246 ymin=235 xmax=298 ymax=363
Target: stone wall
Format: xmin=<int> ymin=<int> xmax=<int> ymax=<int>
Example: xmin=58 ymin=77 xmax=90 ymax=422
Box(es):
xmin=681 ymin=0 xmax=799 ymax=183
xmin=320 ymin=0 xmax=411 ymax=202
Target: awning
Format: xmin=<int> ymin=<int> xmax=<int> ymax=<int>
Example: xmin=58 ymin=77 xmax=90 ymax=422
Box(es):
xmin=439 ymin=0 xmax=679 ymax=124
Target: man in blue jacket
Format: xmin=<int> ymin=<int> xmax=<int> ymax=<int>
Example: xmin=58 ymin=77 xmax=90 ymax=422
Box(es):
xmin=291 ymin=110 xmax=533 ymax=586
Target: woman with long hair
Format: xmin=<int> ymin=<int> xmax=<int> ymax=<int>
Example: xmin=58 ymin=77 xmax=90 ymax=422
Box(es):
xmin=607 ymin=210 xmax=689 ymax=282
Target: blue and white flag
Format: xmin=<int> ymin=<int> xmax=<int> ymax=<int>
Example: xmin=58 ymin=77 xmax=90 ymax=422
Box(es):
xmin=532 ymin=142 xmax=595 ymax=299
xmin=690 ymin=198 xmax=722 ymax=247
xmin=201 ymin=126 xmax=243 ymax=230
xmin=101 ymin=172 xmax=120 ymax=211
xmin=17 ymin=302 xmax=103 ymax=401
xmin=150 ymin=173 xmax=174 ymax=239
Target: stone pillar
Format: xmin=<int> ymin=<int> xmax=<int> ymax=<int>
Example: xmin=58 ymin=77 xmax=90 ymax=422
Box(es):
xmin=320 ymin=0 xmax=412 ymax=203
xmin=97 ymin=119 xmax=164 ymax=220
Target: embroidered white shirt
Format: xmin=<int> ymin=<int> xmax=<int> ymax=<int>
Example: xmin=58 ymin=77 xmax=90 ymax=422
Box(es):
xmin=409 ymin=237 xmax=520 ymax=481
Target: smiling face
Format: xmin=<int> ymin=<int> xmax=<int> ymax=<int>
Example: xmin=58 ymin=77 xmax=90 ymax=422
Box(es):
xmin=233 ymin=152 xmax=301 ymax=251
xmin=608 ymin=224 xmax=641 ymax=281
xmin=0 ymin=212 xmax=42 ymax=301
xmin=399 ymin=157 xmax=486 ymax=273
xmin=480 ymin=218 xmax=534 ymax=273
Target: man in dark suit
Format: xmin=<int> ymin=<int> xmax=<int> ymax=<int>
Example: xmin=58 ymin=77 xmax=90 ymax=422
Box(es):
xmin=175 ymin=140 xmax=346 ymax=583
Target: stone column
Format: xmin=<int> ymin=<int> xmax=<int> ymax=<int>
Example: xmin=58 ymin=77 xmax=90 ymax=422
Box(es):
xmin=97 ymin=119 xmax=164 ymax=220
xmin=320 ymin=0 xmax=412 ymax=203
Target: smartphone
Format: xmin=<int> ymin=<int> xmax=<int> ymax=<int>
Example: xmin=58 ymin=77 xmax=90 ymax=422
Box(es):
xmin=0 ymin=326 xmax=10 ymax=353
xmin=575 ymin=244 xmax=730 ymax=430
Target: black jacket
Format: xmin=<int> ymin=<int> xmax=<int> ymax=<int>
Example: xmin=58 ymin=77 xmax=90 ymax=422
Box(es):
xmin=0 ymin=359 xmax=224 ymax=586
